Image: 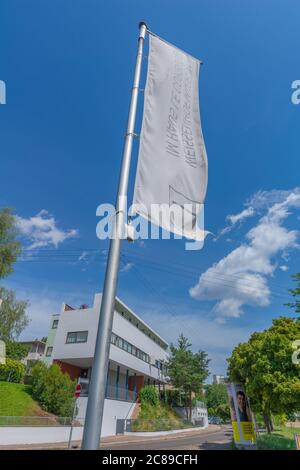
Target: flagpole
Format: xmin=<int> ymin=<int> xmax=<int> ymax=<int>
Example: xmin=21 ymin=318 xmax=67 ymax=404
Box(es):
xmin=81 ymin=21 xmax=147 ymax=450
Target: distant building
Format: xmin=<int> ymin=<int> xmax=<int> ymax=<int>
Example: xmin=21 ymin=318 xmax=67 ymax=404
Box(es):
xmin=42 ymin=293 xmax=169 ymax=436
xmin=19 ymin=340 xmax=46 ymax=366
xmin=212 ymin=374 xmax=227 ymax=385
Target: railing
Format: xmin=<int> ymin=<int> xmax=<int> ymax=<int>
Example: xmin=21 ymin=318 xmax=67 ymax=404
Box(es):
xmin=0 ymin=416 xmax=84 ymax=427
xmin=106 ymin=384 xmax=136 ymax=402
xmin=78 ymin=380 xmax=137 ymax=402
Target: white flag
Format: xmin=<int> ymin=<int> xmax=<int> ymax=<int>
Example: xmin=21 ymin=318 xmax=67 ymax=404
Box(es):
xmin=132 ymin=34 xmax=208 ymax=241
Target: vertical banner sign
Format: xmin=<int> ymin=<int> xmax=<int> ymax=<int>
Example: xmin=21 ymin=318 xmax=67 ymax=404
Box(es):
xmin=132 ymin=34 xmax=208 ymax=241
xmin=227 ymin=383 xmax=256 ymax=448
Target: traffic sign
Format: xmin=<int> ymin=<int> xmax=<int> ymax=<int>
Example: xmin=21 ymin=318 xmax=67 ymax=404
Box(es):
xmin=75 ymin=383 xmax=81 ymax=398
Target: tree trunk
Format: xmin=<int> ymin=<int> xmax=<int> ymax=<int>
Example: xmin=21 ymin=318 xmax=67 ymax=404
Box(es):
xmin=263 ymin=412 xmax=272 ymax=433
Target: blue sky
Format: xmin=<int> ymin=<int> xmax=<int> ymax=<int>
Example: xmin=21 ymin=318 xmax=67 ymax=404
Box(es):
xmin=1 ymin=0 xmax=299 ymax=376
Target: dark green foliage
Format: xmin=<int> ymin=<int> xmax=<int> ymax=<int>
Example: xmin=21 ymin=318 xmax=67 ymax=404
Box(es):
xmin=166 ymin=334 xmax=210 ymax=420
xmin=31 ymin=362 xmax=75 ymax=417
xmin=6 ymin=341 xmax=30 ymax=360
xmin=204 ymin=383 xmax=231 ymax=422
xmin=0 ymin=208 xmax=21 ymax=279
xmin=286 ymin=273 xmax=300 ymax=313
xmin=227 ymin=317 xmax=300 ymax=432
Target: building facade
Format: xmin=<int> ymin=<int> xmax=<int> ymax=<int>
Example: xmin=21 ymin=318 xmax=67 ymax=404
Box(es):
xmin=19 ymin=340 xmax=46 ymax=366
xmin=43 ymin=294 xmax=169 ymax=436
xmin=212 ymin=374 xmax=227 ymax=385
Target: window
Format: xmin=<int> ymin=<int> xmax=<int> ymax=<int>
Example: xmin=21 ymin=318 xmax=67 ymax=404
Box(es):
xmin=66 ymin=331 xmax=88 ymax=344
xmin=52 ymin=319 xmax=59 ymax=329
xmin=109 ymin=332 xmax=149 ymax=364
xmin=46 ymin=346 xmax=53 ymax=357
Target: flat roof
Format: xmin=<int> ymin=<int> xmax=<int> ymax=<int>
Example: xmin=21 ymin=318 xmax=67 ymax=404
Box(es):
xmin=115 ymin=296 xmax=169 ymax=350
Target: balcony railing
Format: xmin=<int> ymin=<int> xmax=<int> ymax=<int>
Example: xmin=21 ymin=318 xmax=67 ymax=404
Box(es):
xmin=106 ymin=384 xmax=136 ymax=402
xmin=78 ymin=378 xmax=137 ymax=402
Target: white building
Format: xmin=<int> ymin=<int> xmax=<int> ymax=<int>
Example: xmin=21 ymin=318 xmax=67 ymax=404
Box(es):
xmin=43 ymin=294 xmax=169 ymax=436
xmin=19 ymin=339 xmax=46 ymax=366
xmin=212 ymin=374 xmax=227 ymax=385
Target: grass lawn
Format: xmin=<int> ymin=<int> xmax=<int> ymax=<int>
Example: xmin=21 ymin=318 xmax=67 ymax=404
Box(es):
xmin=0 ymin=381 xmax=46 ymax=424
xmin=257 ymin=425 xmax=300 ymax=450
xmin=131 ymin=402 xmax=194 ymax=432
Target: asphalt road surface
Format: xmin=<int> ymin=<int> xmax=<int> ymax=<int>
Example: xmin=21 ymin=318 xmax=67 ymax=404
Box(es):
xmin=101 ymin=425 xmax=232 ymax=450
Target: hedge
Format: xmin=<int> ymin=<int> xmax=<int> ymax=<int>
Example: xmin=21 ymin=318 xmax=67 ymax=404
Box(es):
xmin=0 ymin=358 xmax=25 ymax=383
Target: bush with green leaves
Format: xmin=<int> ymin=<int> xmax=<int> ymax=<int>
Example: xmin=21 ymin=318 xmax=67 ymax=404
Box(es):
xmin=31 ymin=362 xmax=75 ymax=416
xmin=139 ymin=385 xmax=159 ymax=408
xmin=0 ymin=358 xmax=25 ymax=383
xmin=6 ymin=341 xmax=30 ymax=360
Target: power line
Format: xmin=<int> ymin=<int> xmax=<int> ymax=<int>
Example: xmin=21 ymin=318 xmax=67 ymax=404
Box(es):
xmin=16 ymin=247 xmax=294 ymax=301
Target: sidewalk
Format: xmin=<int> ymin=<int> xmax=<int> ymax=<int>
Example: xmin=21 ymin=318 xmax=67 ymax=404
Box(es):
xmin=0 ymin=425 xmax=221 ymax=450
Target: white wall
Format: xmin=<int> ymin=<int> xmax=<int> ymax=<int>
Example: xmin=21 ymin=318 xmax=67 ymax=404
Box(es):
xmin=0 ymin=399 xmax=136 ymax=446
xmin=174 ymin=407 xmax=208 ymax=428
xmin=77 ymin=397 xmax=135 ymax=437
xmin=52 ymin=307 xmax=97 ymax=362
xmin=0 ymin=427 xmax=84 ymax=446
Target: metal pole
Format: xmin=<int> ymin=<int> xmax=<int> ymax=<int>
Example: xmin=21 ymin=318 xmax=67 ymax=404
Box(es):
xmin=81 ymin=21 xmax=147 ymax=450
xmin=68 ymin=397 xmax=78 ymax=449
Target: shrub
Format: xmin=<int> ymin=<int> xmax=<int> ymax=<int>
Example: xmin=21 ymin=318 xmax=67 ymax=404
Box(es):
xmin=31 ymin=361 xmax=48 ymax=398
xmin=0 ymin=358 xmax=25 ymax=383
xmin=139 ymin=385 xmax=159 ymax=408
xmin=31 ymin=362 xmax=75 ymax=416
xmin=5 ymin=341 xmax=30 ymax=360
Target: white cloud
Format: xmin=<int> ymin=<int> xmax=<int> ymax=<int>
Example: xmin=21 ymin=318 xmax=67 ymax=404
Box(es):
xmin=226 ymin=206 xmax=255 ymax=226
xmin=16 ymin=210 xmax=78 ymax=249
xmin=217 ymin=207 xmax=255 ymax=239
xmin=280 ymin=265 xmax=289 ymax=272
xmin=190 ymin=189 xmax=300 ymax=321
xmin=246 ymin=188 xmax=300 ymax=210
xmin=120 ymin=262 xmax=133 ymax=273
xmin=78 ymin=251 xmax=88 ymax=261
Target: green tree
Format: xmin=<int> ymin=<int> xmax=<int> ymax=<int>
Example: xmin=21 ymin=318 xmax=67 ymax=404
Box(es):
xmin=0 ymin=287 xmax=29 ymax=341
xmin=227 ymin=317 xmax=300 ymax=433
xmin=0 ymin=208 xmax=21 ymax=279
xmin=204 ymin=383 xmax=230 ymax=422
xmin=6 ymin=340 xmax=30 ymax=360
xmin=286 ymin=273 xmax=300 ymax=313
xmin=166 ymin=334 xmax=210 ymax=421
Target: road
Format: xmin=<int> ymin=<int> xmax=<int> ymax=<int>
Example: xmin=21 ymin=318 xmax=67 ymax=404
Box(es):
xmin=101 ymin=425 xmax=232 ymax=450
